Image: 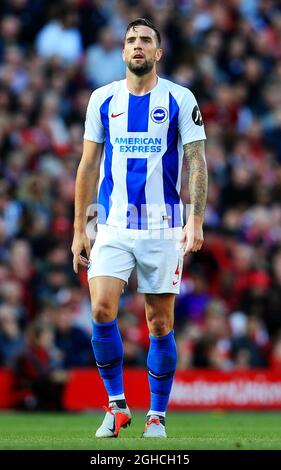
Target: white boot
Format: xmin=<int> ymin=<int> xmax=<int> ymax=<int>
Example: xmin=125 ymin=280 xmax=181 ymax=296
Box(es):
xmin=142 ymin=415 xmax=167 ymax=438
xmin=95 ymin=402 xmax=131 ymax=438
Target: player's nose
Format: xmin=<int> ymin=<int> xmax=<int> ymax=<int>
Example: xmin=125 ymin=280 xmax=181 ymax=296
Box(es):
xmin=133 ymin=38 xmax=143 ymax=49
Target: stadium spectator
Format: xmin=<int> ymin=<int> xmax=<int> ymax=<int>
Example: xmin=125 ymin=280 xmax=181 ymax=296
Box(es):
xmin=14 ymin=320 xmax=68 ymax=411
xmin=53 ymin=303 xmax=94 ymax=368
xmin=231 ymin=315 xmax=270 ymax=368
xmin=269 ymin=330 xmax=281 ymax=370
xmin=192 ymin=299 xmax=232 ymax=370
xmin=0 ymin=305 xmax=24 ymax=367
xmin=175 ymin=267 xmax=211 ymax=327
xmin=35 ymin=5 xmax=83 ymax=65
xmin=265 ymin=248 xmax=281 ymax=335
xmin=0 ymin=15 xmax=21 ymax=62
xmin=84 ymin=26 xmax=126 ymax=87
xmin=0 ymin=179 xmax=22 ymax=238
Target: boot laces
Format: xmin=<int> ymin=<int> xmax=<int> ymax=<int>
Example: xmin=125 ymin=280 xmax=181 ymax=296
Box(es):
xmin=147 ymin=417 xmax=160 ymax=426
xmin=103 ymin=404 xmax=115 ymax=415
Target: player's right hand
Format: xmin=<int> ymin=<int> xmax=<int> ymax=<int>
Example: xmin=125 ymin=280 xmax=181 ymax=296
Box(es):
xmin=71 ymin=230 xmax=91 ymax=273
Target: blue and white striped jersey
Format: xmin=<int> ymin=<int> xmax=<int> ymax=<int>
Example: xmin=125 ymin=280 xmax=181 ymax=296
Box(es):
xmin=84 ymin=77 xmax=206 ymax=230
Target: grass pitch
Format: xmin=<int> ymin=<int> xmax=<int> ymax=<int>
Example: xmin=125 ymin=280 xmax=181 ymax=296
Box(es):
xmin=0 ymin=411 xmax=280 ymax=450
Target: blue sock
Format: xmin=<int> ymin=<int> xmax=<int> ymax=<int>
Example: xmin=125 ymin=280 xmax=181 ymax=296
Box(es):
xmin=91 ymin=319 xmax=124 ymax=398
xmin=147 ymin=330 xmax=177 ymax=414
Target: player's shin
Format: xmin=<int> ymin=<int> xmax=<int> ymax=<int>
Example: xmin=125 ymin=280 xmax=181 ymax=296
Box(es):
xmin=91 ymin=319 xmax=125 ymax=401
xmin=147 ymin=330 xmax=177 ymax=416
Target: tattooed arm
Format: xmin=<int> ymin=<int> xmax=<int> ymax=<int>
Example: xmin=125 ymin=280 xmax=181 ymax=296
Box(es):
xmin=180 ymin=140 xmax=208 ymax=255
xmin=184 ymin=140 xmax=208 ymax=218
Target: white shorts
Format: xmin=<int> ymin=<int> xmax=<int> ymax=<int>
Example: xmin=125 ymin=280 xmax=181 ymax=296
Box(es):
xmin=87 ymin=224 xmax=184 ymax=294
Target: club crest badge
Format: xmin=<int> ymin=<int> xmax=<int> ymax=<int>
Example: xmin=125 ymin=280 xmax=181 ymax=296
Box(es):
xmin=151 ymin=107 xmax=168 ymax=123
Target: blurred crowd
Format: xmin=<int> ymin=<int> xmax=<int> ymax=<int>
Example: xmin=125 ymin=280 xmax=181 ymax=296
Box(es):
xmin=1 ymin=0 xmax=281 ymax=408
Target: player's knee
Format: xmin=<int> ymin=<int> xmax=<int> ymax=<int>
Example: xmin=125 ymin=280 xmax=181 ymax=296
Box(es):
xmin=91 ymin=301 xmax=115 ymax=323
xmin=148 ymin=317 xmax=170 ymax=337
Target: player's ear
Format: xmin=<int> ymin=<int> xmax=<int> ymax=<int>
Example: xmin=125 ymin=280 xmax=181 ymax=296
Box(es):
xmin=156 ymin=48 xmax=163 ymax=62
xmin=122 ymin=49 xmax=125 ymax=62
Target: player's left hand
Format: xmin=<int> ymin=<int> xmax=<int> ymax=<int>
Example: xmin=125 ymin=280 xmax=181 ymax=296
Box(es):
xmin=180 ymin=215 xmax=204 ymax=256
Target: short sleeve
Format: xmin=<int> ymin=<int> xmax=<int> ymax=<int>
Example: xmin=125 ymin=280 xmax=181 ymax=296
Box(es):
xmin=178 ymin=90 xmax=206 ymax=145
xmin=83 ymin=91 xmax=105 ymax=143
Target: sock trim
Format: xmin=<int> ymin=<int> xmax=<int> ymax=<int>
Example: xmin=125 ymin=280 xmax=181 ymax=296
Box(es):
xmin=149 ymin=330 xmax=174 ymax=342
xmin=109 ymin=393 xmax=125 ymax=401
xmin=92 ymin=318 xmax=117 ymax=327
xmin=147 ymin=410 xmax=166 ymax=417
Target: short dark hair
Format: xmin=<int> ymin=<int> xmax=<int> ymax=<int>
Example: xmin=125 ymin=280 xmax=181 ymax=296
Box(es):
xmin=125 ymin=18 xmax=161 ymax=47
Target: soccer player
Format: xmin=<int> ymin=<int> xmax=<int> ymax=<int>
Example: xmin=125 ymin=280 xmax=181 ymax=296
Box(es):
xmin=71 ymin=18 xmax=207 ymax=438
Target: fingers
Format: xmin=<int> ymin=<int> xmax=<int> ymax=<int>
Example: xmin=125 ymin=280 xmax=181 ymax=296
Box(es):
xmin=183 ymin=235 xmax=204 ymax=256
xmin=183 ymin=237 xmax=193 ymax=256
xmin=71 ymin=234 xmax=91 ymax=274
xmin=192 ymin=239 xmax=204 ymax=252
xmin=73 ymin=253 xmax=79 ymax=274
xmin=85 ymin=239 xmax=91 ymax=259
xmin=73 ymin=253 xmax=89 ymax=273
xmin=79 ymin=255 xmax=88 ymax=267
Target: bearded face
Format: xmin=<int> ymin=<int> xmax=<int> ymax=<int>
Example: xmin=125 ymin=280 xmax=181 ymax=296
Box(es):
xmin=123 ymin=25 xmax=162 ymax=77
xmin=126 ymin=57 xmax=155 ymax=76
